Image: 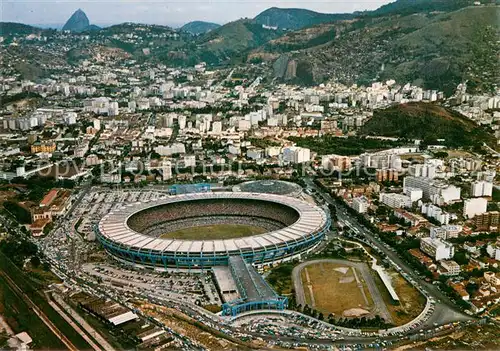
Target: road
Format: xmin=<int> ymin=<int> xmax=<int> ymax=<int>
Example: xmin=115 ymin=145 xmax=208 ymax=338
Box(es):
xmin=292 ymin=259 xmax=392 ymax=323
xmin=304 ymin=178 xmax=473 ymax=328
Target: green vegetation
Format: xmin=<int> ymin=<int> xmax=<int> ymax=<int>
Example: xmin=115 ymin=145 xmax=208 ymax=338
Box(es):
xmin=3 ymin=201 xmax=31 ymax=224
xmin=11 ymin=175 xmax=75 ymax=202
xmin=0 ymin=252 xmax=91 ymax=350
xmin=360 ymin=102 xmax=496 ymax=148
xmin=0 ymin=275 xmax=65 ymax=349
xmin=254 ymin=7 xmax=354 ymax=30
xmin=180 ymin=21 xmax=220 ymax=35
xmin=266 ymin=262 xmax=296 ymax=295
xmin=0 ymin=91 xmax=43 ymax=107
xmin=288 ymin=136 xmax=405 ymax=156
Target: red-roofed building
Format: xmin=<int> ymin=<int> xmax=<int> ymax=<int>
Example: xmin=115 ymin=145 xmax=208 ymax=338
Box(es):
xmin=40 ymin=189 xmax=58 ymax=207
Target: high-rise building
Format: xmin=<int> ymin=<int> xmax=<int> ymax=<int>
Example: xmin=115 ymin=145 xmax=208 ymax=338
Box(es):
xmin=352 ymin=196 xmax=370 ymax=214
xmin=471 ymin=181 xmax=493 ymax=197
xmin=474 ymin=211 xmax=500 ymax=232
xmin=420 ymin=237 xmax=455 ymax=261
xmin=403 ymin=176 xmax=461 ymax=205
xmin=463 ymin=198 xmax=488 ymax=219
xmin=379 ymin=193 xmax=412 ymax=209
xmin=322 ymin=155 xmax=351 ymax=172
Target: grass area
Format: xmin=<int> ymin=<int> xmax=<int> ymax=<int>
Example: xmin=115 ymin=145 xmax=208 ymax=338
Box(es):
xmin=0 ymin=275 xmax=65 ymax=349
xmin=300 ymin=262 xmax=373 ymax=317
xmin=371 ymin=267 xmax=426 ymax=326
xmin=159 ymin=224 xmax=267 ymax=240
xmin=0 ymin=252 xmax=90 ymax=350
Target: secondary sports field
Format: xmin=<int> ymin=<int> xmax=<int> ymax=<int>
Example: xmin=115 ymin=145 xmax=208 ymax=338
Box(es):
xmin=300 ymin=262 xmax=374 ymax=318
xmin=159 ymin=224 xmax=267 ymax=240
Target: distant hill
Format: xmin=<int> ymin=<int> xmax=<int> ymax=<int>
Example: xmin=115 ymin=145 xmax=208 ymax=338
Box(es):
xmin=62 ymin=9 xmax=96 ymax=32
xmin=360 ymin=102 xmax=496 ymax=148
xmin=186 ymin=19 xmax=284 ymax=65
xmin=254 ymin=5 xmax=499 ymax=94
xmin=367 ymin=0 xmax=498 ymax=17
xmin=254 ymin=7 xmax=354 ymax=30
xmin=181 ymin=21 xmax=220 ymax=35
xmin=0 ymin=22 xmax=42 ymax=36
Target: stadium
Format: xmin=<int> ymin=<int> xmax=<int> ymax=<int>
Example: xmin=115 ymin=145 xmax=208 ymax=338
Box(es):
xmin=96 ymin=192 xmax=329 ymax=269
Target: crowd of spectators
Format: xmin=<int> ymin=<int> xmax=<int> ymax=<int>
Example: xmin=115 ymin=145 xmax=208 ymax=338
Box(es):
xmin=127 ymin=199 xmax=300 ymax=235
xmin=142 ymin=216 xmax=284 ymax=238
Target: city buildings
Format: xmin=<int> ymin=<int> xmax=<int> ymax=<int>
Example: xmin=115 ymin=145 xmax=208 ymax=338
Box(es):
xmin=403 ymin=176 xmax=461 ymax=205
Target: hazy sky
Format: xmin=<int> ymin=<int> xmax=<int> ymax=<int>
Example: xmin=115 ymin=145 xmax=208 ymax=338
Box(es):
xmin=1 ymin=0 xmax=392 ymax=27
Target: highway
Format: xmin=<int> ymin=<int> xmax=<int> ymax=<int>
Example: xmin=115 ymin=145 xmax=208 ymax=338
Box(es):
xmin=304 ymin=178 xmax=473 ymax=328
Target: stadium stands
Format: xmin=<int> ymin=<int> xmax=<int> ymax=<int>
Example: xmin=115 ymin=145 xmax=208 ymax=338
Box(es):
xmin=97 ymin=192 xmax=330 ymax=268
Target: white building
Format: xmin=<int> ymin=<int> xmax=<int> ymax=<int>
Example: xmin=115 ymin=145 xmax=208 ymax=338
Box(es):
xmin=379 ymin=193 xmax=412 ymax=209
xmin=404 ymin=187 xmax=423 ymax=202
xmin=420 ymin=237 xmax=455 ymax=261
xmin=486 ymin=240 xmax=500 ymax=261
xmin=184 ymin=155 xmax=196 ymax=168
xmin=108 ymin=101 xmax=119 ymax=116
xmin=282 ymin=147 xmax=311 ymax=164
xmin=421 ymin=203 xmax=451 ymax=225
xmin=238 ymin=119 xmax=251 ymax=132
xmin=471 ymin=181 xmax=493 ymax=197
xmin=93 ymin=118 xmax=101 ymax=130
xmin=178 ymin=115 xmax=187 ymax=130
xmin=246 ymin=148 xmax=263 ymax=160
xmin=265 ymin=146 xmax=281 ymax=157
xmin=63 ymin=112 xmax=77 ymax=125
xmin=403 ymin=176 xmax=461 ymax=205
xmin=430 ymin=225 xmax=462 ymax=240
xmin=409 ymin=163 xmax=437 ymax=179
xmin=440 ymin=260 xmax=461 ymax=276
xmin=463 ymin=197 xmax=488 ymax=219
xmin=161 ymin=161 xmax=172 ymax=181
xmin=212 ymin=121 xmax=222 ymax=134
xmin=352 ymin=196 xmax=370 ymax=214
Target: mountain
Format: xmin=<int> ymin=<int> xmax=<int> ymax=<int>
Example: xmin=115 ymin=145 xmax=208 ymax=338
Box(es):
xmin=181 ymin=21 xmax=220 ymax=35
xmin=359 ymin=102 xmax=496 ymax=148
xmin=254 ymin=7 xmax=355 ymax=30
xmin=253 ymin=5 xmax=499 ymax=94
xmin=175 ymin=19 xmax=284 ymax=66
xmin=368 ymin=0 xmax=483 ymax=17
xmin=0 ymin=22 xmax=42 ymax=36
xmin=62 ymin=9 xmax=91 ymax=32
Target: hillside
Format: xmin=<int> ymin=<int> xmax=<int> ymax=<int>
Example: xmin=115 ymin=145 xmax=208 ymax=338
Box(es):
xmin=253 ymin=5 xmax=500 ymax=94
xmin=188 ymin=19 xmax=284 ymax=65
xmin=0 ymin=22 xmax=42 ymax=36
xmin=181 ymin=21 xmax=220 ymax=35
xmin=359 ymin=102 xmax=496 ymax=148
xmin=254 ymin=7 xmax=354 ymax=30
xmin=367 ymin=0 xmax=476 ymax=17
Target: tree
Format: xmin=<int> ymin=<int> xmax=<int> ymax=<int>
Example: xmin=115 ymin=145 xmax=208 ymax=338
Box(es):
xmin=453 ymin=251 xmax=469 ymax=266
xmin=30 ymin=256 xmax=41 ymax=268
